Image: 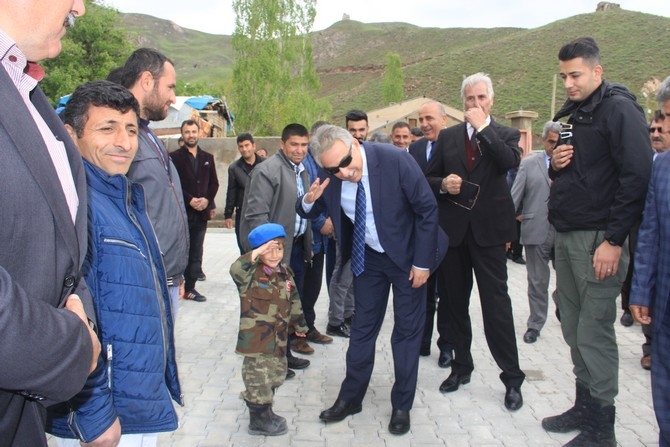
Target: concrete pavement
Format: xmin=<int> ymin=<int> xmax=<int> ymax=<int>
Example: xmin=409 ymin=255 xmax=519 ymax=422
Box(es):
xmin=50 ymin=228 xmax=659 ymax=446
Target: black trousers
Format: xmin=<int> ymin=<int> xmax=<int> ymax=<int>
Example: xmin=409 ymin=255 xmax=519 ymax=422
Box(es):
xmin=185 ymin=216 xmax=207 ymax=292
xmin=438 ymin=228 xmax=525 ymax=388
xmin=421 ymin=273 xmax=452 ymax=352
xmin=301 ymin=251 xmax=325 ymax=331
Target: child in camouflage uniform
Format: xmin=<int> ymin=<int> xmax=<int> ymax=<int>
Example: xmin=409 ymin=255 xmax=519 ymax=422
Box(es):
xmin=230 ymin=223 xmax=308 ymax=436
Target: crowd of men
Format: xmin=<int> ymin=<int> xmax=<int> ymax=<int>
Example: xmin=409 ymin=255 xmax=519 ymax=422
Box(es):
xmin=1 ymin=1 xmax=670 ymax=446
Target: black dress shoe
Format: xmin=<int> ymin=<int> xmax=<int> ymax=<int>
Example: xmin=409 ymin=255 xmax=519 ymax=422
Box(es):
xmin=285 ymin=368 xmax=295 ymax=379
xmin=438 ymin=350 xmax=452 ymax=368
xmin=439 ymin=372 xmax=471 ymax=393
xmin=620 ymin=309 xmax=634 ymax=327
xmin=326 ymin=323 xmax=350 ymax=338
xmin=287 ymin=354 xmax=310 ymax=370
xmin=523 ymin=328 xmax=540 ymax=344
xmin=504 ymin=386 xmax=523 ymax=411
xmin=388 ymin=408 xmax=410 ymax=435
xmin=419 ymin=345 xmax=430 ymax=357
xmin=512 ymin=256 xmax=526 ymax=265
xmin=319 ymin=399 xmax=362 ymax=422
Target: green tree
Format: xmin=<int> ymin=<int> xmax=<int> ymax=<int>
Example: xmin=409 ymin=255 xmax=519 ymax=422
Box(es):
xmin=231 ymin=0 xmax=331 ymax=135
xmin=382 ymin=52 xmax=405 ymax=105
xmin=41 ymin=0 xmax=135 ymax=104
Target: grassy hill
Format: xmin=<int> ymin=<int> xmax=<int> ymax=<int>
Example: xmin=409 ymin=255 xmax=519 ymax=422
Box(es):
xmin=120 ymin=7 xmax=670 ymax=134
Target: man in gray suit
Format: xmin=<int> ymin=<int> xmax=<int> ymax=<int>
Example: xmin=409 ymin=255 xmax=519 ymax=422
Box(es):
xmin=109 ymin=48 xmax=190 ymax=309
xmin=0 ymin=1 xmax=101 ymax=445
xmin=511 ymin=121 xmax=561 ymax=343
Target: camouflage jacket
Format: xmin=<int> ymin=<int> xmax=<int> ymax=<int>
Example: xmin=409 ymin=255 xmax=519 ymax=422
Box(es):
xmin=230 ymin=252 xmax=308 ymax=357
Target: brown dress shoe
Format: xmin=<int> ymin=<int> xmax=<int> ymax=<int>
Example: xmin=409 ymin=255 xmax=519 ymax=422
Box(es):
xmin=291 ymin=338 xmax=314 ymax=354
xmin=307 ymin=328 xmax=333 ymax=344
xmin=641 ymin=355 xmax=652 ymax=370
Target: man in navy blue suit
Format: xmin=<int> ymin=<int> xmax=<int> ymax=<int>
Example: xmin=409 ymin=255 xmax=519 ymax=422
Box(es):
xmin=630 ymin=75 xmax=670 ymax=447
xmin=299 ymin=124 xmax=447 ymax=435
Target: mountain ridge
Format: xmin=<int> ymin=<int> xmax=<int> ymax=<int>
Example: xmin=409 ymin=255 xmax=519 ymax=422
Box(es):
xmin=119 ymin=8 xmax=670 ymax=132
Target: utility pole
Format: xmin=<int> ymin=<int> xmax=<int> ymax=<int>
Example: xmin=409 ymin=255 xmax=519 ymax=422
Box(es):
xmin=551 ymin=74 xmax=557 ymax=119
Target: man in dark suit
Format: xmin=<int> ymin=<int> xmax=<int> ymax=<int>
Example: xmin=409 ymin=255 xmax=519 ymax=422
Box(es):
xmin=299 ymin=124 xmax=447 ymax=435
xmin=425 ymin=72 xmax=525 ymax=411
xmin=170 ymin=119 xmax=219 ymax=302
xmin=409 ymin=100 xmax=453 ymax=368
xmin=0 ymin=1 xmax=101 ymax=445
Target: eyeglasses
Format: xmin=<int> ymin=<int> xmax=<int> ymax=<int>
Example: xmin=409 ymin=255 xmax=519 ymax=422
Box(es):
xmin=323 ymin=143 xmax=353 ymax=175
xmin=650 ymin=126 xmax=664 ymax=134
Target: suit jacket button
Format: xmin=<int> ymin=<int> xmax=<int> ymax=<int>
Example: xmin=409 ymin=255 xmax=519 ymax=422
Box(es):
xmin=63 ymin=275 xmax=75 ymax=288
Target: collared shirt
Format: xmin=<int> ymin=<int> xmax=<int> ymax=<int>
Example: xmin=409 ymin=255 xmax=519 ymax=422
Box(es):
xmin=290 ymin=161 xmax=308 ymax=237
xmin=340 ymin=145 xmax=384 ymax=253
xmin=545 ymin=153 xmax=551 ymax=170
xmin=0 ymin=30 xmax=78 ymax=222
xmin=466 ymin=115 xmax=492 ymax=140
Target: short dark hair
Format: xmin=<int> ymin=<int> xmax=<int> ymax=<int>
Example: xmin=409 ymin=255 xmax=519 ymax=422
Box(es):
xmin=410 ymin=127 xmax=423 ymax=137
xmin=558 ymin=37 xmax=601 ymax=66
xmin=107 ymin=48 xmax=173 ymax=89
xmin=61 ymin=80 xmax=139 ymax=138
xmin=281 ymin=123 xmax=309 ymax=142
xmin=180 ymin=119 xmax=199 ymax=132
xmin=651 ymin=109 xmax=666 ymax=124
xmin=310 ymin=120 xmax=329 ymax=135
xmin=237 ymin=132 xmax=254 ymax=144
xmin=345 ymin=109 xmax=368 ymax=126
xmin=392 ymin=121 xmax=411 ymax=132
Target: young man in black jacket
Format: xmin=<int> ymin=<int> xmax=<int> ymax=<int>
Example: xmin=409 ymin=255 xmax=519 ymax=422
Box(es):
xmin=542 ymin=37 xmax=653 ymax=446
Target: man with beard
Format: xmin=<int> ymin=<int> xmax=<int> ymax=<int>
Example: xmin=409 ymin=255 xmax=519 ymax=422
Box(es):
xmin=170 ymin=120 xmax=219 ymax=302
xmin=108 ymin=48 xmax=189 ymax=317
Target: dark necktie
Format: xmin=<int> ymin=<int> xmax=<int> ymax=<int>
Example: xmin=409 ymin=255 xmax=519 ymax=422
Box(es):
xmin=467 ymin=130 xmax=479 ymax=171
xmin=352 ymin=181 xmax=366 ymax=277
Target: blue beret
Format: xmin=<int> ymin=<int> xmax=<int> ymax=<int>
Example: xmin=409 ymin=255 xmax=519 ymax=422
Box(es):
xmin=248 ymin=223 xmax=286 ymax=249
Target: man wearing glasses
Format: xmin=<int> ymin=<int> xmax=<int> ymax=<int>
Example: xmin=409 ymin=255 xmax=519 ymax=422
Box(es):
xmin=425 ymin=72 xmax=525 ymax=411
xmin=511 ymin=121 xmax=562 ymax=344
xmin=299 ymin=125 xmax=447 ymax=435
xmin=649 ymin=110 xmax=670 ymax=155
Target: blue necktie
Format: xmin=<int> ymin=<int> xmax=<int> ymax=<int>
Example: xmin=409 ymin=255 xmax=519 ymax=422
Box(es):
xmin=352 ymin=181 xmax=366 ymax=276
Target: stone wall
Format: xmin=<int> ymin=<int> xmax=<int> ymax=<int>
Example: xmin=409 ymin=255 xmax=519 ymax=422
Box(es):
xmin=162 ymin=136 xmax=282 ymax=220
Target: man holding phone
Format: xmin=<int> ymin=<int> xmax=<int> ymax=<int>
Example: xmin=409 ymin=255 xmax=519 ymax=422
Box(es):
xmin=543 ymin=37 xmax=652 ymax=446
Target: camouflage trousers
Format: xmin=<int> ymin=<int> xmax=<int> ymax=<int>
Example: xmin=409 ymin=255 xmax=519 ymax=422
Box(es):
xmin=241 ymin=354 xmax=287 ymax=404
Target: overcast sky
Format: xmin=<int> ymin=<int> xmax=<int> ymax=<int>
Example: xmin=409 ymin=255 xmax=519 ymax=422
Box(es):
xmin=105 ymin=0 xmax=670 ymax=35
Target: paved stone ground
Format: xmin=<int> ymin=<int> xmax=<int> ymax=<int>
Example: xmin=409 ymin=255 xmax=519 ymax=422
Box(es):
xmin=50 ymin=229 xmax=660 ymax=446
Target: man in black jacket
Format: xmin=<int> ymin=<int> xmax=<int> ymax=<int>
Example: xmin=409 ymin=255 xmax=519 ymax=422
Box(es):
xmin=224 ymin=133 xmax=264 ymax=254
xmin=170 ymin=120 xmax=219 ymax=302
xmin=541 ymin=37 xmax=652 ymax=446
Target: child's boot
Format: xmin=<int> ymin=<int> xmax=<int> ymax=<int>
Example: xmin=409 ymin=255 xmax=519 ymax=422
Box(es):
xmin=246 ymin=401 xmax=288 ymax=436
